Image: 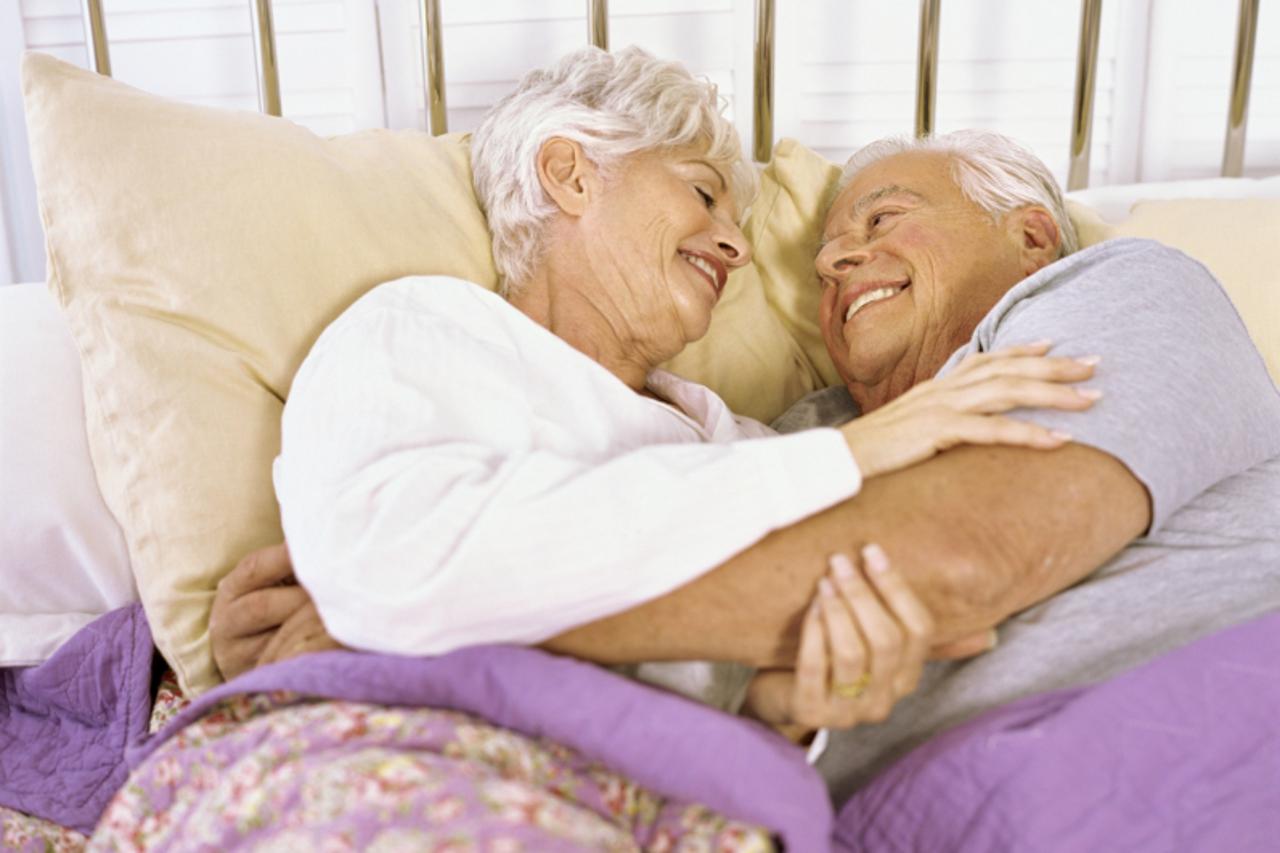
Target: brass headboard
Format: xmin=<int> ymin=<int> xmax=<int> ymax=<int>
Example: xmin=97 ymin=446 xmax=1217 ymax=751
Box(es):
xmin=77 ymin=0 xmax=1263 ymax=186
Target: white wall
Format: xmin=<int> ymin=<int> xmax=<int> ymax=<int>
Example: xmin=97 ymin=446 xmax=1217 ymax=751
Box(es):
xmin=2 ymin=0 xmax=1278 ymax=285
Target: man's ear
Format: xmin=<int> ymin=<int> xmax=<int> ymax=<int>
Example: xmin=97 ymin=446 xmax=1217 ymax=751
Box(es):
xmin=536 ymin=137 xmax=596 ymax=217
xmin=1007 ymin=206 xmax=1061 ymax=276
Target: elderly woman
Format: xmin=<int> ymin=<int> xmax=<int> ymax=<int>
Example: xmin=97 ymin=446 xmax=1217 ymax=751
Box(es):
xmin=234 ymin=47 xmax=1095 ymax=733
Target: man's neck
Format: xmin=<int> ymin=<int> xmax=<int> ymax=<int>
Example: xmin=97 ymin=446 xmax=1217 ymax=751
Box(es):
xmin=845 ymin=341 xmax=956 ymax=413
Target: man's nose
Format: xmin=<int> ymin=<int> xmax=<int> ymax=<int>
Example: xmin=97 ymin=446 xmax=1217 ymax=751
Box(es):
xmin=816 ymin=237 xmax=869 ymax=280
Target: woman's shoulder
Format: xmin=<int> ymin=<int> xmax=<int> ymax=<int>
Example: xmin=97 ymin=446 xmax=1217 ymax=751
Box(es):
xmin=317 ymin=276 xmax=517 ymax=352
xmin=351 ymin=275 xmax=507 ymax=324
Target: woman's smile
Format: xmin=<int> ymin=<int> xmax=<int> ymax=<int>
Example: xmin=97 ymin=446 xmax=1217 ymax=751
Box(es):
xmin=678 ymin=249 xmax=728 ymax=298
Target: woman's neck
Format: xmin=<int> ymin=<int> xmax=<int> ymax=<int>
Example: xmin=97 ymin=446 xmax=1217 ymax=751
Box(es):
xmin=507 ymin=265 xmax=655 ymax=393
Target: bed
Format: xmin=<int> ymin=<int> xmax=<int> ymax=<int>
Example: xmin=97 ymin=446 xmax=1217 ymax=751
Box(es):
xmin=3 ymin=1 xmax=1278 ymax=850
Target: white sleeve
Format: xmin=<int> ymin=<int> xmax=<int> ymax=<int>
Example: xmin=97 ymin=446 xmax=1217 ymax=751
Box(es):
xmin=276 ymin=298 xmax=861 ymax=656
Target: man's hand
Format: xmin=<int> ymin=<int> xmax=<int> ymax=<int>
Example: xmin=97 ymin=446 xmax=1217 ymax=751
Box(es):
xmin=210 ymin=543 xmax=344 ymax=680
xmin=742 ymin=546 xmax=934 ymax=732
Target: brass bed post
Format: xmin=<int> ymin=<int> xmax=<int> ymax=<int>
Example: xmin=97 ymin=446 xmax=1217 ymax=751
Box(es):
xmin=588 ymin=0 xmax=609 ymax=50
xmin=250 ymin=0 xmax=283 ymax=116
xmin=1222 ymin=0 xmax=1260 ymax=177
xmin=81 ymin=0 xmax=112 ymax=77
xmin=1067 ymin=0 xmax=1102 ymax=190
xmin=752 ymin=0 xmax=775 ymax=162
xmin=419 ymin=0 xmax=448 ymax=135
xmin=914 ymin=0 xmax=941 ymax=138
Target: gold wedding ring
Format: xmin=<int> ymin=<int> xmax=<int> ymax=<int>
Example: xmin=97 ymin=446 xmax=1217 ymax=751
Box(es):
xmin=832 ymin=672 xmax=871 ymax=700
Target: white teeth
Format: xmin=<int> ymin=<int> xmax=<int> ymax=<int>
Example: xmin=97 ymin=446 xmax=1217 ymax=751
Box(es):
xmin=845 ymin=286 xmax=904 ymax=322
xmin=680 ymin=252 xmax=718 ymax=287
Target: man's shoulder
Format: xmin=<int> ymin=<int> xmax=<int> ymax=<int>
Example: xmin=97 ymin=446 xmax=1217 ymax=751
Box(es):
xmin=968 ymin=236 xmax=1247 ymax=364
xmin=1006 ymin=237 xmax=1219 ymax=310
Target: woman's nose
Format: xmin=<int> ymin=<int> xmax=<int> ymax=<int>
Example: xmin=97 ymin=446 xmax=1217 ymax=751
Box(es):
xmin=715 ymin=221 xmax=753 ymax=269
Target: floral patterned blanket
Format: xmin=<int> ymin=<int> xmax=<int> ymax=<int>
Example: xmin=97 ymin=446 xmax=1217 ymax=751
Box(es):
xmin=3 ymin=608 xmax=832 ymax=850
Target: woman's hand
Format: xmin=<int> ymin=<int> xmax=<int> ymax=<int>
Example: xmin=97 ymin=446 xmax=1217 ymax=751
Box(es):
xmin=841 ymin=341 xmax=1101 ymax=479
xmin=742 ymin=544 xmax=935 ymax=733
xmin=210 ymin=543 xmax=344 ymax=680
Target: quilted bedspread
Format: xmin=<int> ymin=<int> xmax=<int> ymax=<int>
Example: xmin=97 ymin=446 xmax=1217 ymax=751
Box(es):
xmin=6 ymin=606 xmax=1280 ymax=850
xmin=836 ymin=610 xmax=1280 ymax=852
xmin=0 ymin=605 xmax=153 ymax=834
xmin=2 ymin=604 xmax=830 ymax=849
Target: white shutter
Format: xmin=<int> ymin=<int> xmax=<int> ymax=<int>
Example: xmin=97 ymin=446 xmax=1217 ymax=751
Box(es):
xmin=1141 ymin=0 xmax=1280 ymax=181
xmin=376 ymin=0 xmax=743 ymax=136
xmin=776 ymin=0 xmax=1131 ymax=188
xmin=18 ymin=0 xmax=386 ymax=136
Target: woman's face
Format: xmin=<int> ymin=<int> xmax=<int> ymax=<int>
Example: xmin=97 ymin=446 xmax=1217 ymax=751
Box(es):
xmin=579 ymin=147 xmax=753 ymax=363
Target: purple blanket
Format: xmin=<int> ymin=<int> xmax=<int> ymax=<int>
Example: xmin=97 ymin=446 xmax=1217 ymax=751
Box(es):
xmin=2 ymin=604 xmax=832 ymax=847
xmin=0 ymin=604 xmax=153 ymax=834
xmin=836 ymin=610 xmax=1280 ymax=852
xmin=10 ymin=606 xmax=1280 ymax=848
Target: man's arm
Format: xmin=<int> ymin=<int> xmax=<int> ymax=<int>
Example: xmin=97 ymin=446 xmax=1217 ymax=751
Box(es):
xmin=544 ymin=441 xmax=1150 ymax=668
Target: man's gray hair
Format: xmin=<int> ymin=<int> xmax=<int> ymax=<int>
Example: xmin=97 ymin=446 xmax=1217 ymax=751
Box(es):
xmin=472 ymin=46 xmax=757 ymax=295
xmin=839 ymin=130 xmax=1078 ymax=257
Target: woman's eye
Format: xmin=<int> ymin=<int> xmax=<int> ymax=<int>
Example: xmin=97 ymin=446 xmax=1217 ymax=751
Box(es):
xmin=695 ymin=187 xmax=716 ymax=209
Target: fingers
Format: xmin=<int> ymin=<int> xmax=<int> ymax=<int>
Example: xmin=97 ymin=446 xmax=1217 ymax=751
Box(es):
xmin=788 ymin=548 xmax=933 ymax=730
xmin=214 ymin=584 xmax=312 ymax=639
xmin=858 ymin=545 xmax=934 ymax=697
xmin=217 ymin=543 xmax=295 ymax=599
xmin=259 ymin=600 xmax=344 ymax=667
xmin=953 ymin=345 xmax=1099 ymax=386
xmin=213 ymin=633 xmax=274 ymax=682
xmin=823 ymin=554 xmax=895 ymax=722
xmin=957 ymin=339 xmax=1053 ymax=366
xmin=941 ymin=413 xmax=1076 ymax=451
xmin=790 ymin=599 xmax=830 ymax=727
xmin=814 ymin=572 xmax=867 ymax=713
xmin=946 ymin=376 xmax=1101 ymax=417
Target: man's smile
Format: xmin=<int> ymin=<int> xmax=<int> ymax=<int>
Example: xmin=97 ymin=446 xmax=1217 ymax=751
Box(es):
xmin=839 ymin=278 xmax=911 ymax=324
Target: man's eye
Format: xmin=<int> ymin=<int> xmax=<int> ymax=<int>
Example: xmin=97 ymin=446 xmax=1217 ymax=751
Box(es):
xmin=870 ymin=211 xmax=894 ymax=229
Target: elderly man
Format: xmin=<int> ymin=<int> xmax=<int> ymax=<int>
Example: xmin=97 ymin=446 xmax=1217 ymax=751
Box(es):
xmin=213 ymin=130 xmax=1280 ymax=800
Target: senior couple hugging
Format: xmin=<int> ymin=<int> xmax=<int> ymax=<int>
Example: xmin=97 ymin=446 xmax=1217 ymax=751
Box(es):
xmin=210 ymin=46 xmax=1280 ymax=797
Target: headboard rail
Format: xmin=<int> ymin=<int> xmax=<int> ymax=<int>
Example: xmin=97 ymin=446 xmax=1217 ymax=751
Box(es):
xmin=77 ymin=0 xmax=1263 ymax=184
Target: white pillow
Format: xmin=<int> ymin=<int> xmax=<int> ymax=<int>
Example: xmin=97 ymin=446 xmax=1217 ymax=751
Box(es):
xmin=0 ymin=282 xmax=136 ymax=666
xmin=1066 ymin=175 xmax=1280 ymax=224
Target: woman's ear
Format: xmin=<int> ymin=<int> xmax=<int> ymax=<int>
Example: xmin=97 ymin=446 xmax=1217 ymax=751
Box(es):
xmin=537 ymin=137 xmax=596 ymax=217
xmin=1007 ymin=206 xmax=1062 ymax=276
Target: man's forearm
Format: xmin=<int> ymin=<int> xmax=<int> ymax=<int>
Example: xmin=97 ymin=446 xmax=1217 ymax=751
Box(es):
xmin=545 ymin=443 xmax=1151 ymax=668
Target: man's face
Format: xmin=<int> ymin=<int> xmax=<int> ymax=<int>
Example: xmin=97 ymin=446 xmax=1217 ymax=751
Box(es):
xmin=816 ymin=151 xmax=1026 ymax=401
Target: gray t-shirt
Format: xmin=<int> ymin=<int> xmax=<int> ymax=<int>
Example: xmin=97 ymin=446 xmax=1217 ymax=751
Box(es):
xmin=780 ymin=238 xmax=1280 ymax=803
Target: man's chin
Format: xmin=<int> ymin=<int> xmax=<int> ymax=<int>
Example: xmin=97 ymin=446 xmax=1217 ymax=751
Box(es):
xmin=833 ymin=348 xmax=895 ymax=386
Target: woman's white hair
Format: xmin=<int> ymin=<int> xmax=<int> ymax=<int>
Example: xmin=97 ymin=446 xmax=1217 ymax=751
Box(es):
xmin=839 ymin=130 xmax=1078 ymax=257
xmin=471 ymin=46 xmax=756 ymax=294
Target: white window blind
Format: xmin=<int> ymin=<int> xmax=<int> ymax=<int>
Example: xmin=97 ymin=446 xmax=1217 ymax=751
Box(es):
xmin=2 ymin=0 xmax=1277 ymax=284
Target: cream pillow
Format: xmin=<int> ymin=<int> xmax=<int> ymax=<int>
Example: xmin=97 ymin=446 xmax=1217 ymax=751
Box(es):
xmin=1110 ymin=199 xmax=1279 ymax=384
xmin=745 ymin=139 xmax=845 ymax=389
xmin=21 ymin=54 xmax=810 ymax=693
